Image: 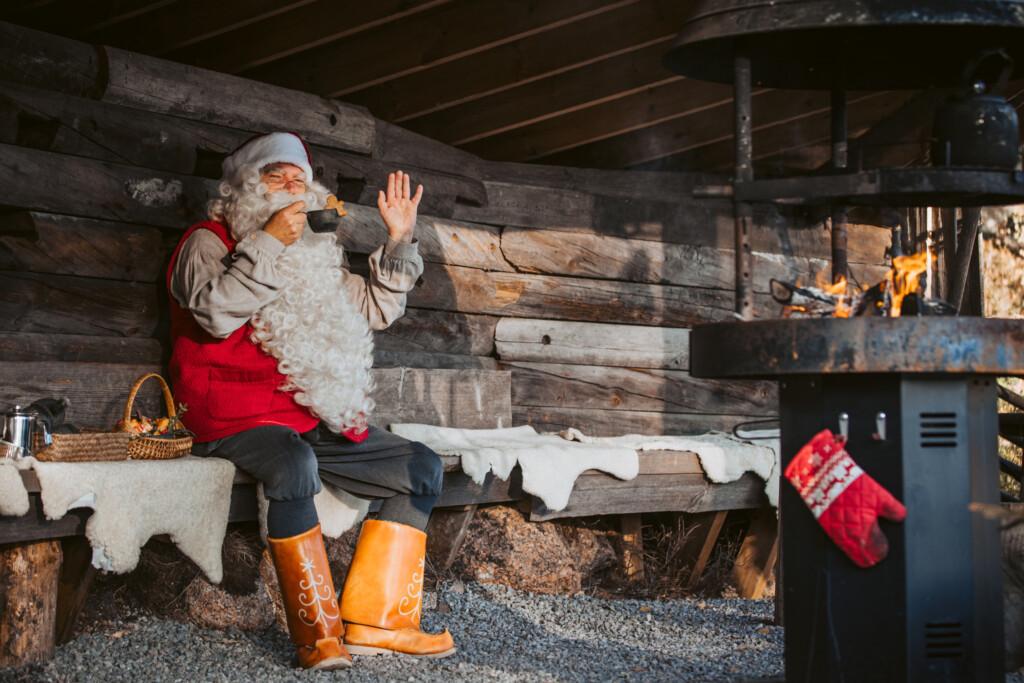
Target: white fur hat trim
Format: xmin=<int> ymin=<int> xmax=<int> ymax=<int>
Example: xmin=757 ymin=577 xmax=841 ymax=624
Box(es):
xmin=222 ymin=132 xmax=313 ymax=184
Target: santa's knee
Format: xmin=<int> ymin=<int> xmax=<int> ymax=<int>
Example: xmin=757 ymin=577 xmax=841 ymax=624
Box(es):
xmin=261 ymin=431 xmax=322 ymax=500
xmin=409 ymin=442 xmax=444 ymax=498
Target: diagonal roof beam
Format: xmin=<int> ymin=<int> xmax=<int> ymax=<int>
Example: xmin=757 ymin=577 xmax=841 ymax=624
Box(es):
xmin=170 ymin=0 xmax=451 ymax=73
xmin=88 ymin=0 xmax=316 ymax=55
xmin=243 ymin=0 xmax=638 ymax=98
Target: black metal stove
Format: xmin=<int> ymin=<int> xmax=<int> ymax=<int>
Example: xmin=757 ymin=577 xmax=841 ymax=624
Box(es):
xmin=693 ymin=318 xmax=1024 ymax=681
xmin=663 ymin=2 xmax=1024 ymax=682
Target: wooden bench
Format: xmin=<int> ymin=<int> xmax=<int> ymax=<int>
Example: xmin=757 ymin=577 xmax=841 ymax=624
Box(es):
xmin=0 ymin=366 xmax=772 ymax=666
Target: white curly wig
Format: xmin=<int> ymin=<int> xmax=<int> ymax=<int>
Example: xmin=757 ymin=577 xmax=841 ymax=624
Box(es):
xmin=210 ymin=163 xmax=375 ymax=433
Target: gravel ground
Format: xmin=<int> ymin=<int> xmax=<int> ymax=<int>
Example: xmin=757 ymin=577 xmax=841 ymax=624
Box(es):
xmin=4 ymin=580 xmax=1023 ymax=682
xmin=1 ymin=581 xmax=784 ymax=683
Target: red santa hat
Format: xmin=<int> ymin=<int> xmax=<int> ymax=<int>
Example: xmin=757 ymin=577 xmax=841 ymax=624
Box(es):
xmin=221 ymin=131 xmax=314 ymax=185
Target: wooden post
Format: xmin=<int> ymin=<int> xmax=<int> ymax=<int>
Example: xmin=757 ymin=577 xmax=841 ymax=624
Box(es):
xmin=683 ymin=510 xmax=728 ymax=591
xmin=619 ymin=514 xmax=645 ymax=582
xmin=425 ymin=505 xmax=478 ymax=573
xmin=55 ymin=536 xmax=97 ymax=645
xmin=0 ymin=539 xmax=62 ymax=667
xmin=731 ymin=507 xmax=780 ymax=599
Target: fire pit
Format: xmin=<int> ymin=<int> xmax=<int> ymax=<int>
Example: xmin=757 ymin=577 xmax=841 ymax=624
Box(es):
xmin=666 ymin=1 xmax=1024 ymax=681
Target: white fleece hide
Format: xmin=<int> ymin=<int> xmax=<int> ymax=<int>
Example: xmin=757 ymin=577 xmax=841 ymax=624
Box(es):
xmin=256 ymin=481 xmax=369 ymax=543
xmin=0 ymin=461 xmax=29 ymax=516
xmin=32 ymin=457 xmax=235 ymax=582
xmin=388 ymin=424 xmax=639 ymax=511
xmin=561 ymin=428 xmax=780 ymax=507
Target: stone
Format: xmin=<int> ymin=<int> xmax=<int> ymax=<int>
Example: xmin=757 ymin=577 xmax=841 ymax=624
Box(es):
xmin=453 ymin=505 xmax=615 ymax=594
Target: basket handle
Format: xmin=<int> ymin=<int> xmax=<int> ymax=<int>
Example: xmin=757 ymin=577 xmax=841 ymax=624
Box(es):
xmin=122 ymin=373 xmax=177 ymax=427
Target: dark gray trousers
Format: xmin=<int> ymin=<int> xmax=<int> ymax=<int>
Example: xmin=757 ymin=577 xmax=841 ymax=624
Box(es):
xmin=193 ymin=424 xmax=444 ymax=532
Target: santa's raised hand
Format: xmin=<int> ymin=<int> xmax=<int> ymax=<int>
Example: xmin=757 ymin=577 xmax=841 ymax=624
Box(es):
xmin=377 ymin=170 xmax=423 ymax=243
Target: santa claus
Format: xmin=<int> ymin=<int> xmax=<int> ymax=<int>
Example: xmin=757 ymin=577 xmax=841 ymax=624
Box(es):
xmin=168 ymin=132 xmax=454 ymax=670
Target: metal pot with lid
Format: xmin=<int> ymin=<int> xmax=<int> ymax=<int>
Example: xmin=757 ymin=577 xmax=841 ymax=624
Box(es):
xmin=1 ymin=405 xmax=51 ymax=460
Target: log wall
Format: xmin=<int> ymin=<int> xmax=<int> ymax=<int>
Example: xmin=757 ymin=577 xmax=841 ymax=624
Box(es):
xmin=0 ymin=21 xmax=892 ymax=436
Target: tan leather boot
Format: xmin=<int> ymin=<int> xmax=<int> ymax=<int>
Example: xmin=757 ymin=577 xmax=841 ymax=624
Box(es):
xmin=340 ymin=519 xmax=456 ymax=658
xmin=266 ymin=525 xmax=352 ymax=670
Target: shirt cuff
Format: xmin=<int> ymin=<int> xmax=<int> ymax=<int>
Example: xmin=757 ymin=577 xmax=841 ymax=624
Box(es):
xmin=384 ymin=237 xmax=419 ymax=260
xmin=244 ymin=230 xmax=287 ymax=259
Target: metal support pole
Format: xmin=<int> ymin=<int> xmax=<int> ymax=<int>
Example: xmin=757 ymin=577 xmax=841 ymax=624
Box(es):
xmin=950 ymin=207 xmax=981 ymax=313
xmin=734 ymin=54 xmax=754 ymax=319
xmin=830 ymin=88 xmax=848 ymax=283
xmin=940 ymin=207 xmax=958 ymax=299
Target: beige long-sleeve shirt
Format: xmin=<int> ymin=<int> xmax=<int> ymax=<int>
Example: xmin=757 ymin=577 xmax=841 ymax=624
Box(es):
xmin=170 ymin=227 xmax=423 ymax=339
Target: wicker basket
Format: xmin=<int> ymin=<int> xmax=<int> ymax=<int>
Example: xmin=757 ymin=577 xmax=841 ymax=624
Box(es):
xmin=33 ymin=431 xmax=131 ymax=462
xmin=122 ymin=373 xmax=192 ymax=460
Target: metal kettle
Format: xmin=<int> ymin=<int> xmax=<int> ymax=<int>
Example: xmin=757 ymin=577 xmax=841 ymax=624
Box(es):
xmin=932 ymin=49 xmax=1021 ymax=170
xmin=1 ymin=405 xmax=50 ymax=459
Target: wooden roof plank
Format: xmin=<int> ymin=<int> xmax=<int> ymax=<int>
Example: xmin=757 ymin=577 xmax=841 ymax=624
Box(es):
xmin=531 ymin=89 xmax=865 ymax=169
xmin=345 ymin=0 xmax=687 ymax=122
xmin=405 ymin=39 xmax=681 ymax=145
xmin=90 ymin=0 xmax=315 ymax=55
xmin=171 ymin=0 xmax=450 ymax=73
xmin=0 ymin=0 xmax=171 ymax=37
xmin=464 ymin=79 xmax=736 ymax=162
xmin=651 ymin=91 xmax=912 ymax=173
xmin=244 ymin=0 xmax=635 ymax=97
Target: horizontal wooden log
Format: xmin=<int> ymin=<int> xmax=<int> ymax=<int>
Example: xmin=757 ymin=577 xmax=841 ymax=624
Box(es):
xmin=0 ymin=332 xmax=163 ymax=363
xmin=453 ymin=180 xmax=891 ymax=264
xmin=0 ymin=146 xmax=488 ymax=271
xmin=340 ymin=204 xmax=511 ymax=272
xmin=0 ymin=21 xmax=375 ymax=153
xmin=495 ymin=318 xmax=689 ymax=370
xmin=505 ymin=362 xmax=776 ymax=415
xmin=514 ymin=406 xmax=764 ymax=436
xmin=0 ymin=496 xmax=90 ymax=546
xmin=371 ymin=368 xmax=512 ymax=430
xmin=529 ymin=471 xmax=768 ymax=521
xmin=0 ymin=81 xmax=484 ymax=211
xmin=500 ymin=227 xmax=890 ymax=289
xmin=480 ymin=161 xmax=725 ymax=204
xmin=373 ymin=351 xmax=499 ymax=370
xmin=0 ymin=271 xmax=159 ymax=337
xmin=408 ymin=262 xmax=737 ymax=327
xmin=0 ymin=362 xmax=163 ymax=428
xmin=375 ymin=309 xmax=497 ymax=357
xmin=0 ymin=143 xmax=210 ymax=229
xmin=437 ymin=470 xmax=522 ymax=508
xmin=0 ymin=212 xmax=165 ymax=282
xmin=0 ymin=363 xmax=511 ymax=431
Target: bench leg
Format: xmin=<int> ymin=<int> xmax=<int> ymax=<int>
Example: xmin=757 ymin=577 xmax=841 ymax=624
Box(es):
xmin=731 ymin=507 xmax=780 ymax=599
xmin=425 ymin=505 xmax=478 ymax=573
xmin=683 ymin=510 xmax=728 ymax=591
xmin=619 ymin=514 xmax=645 ymax=582
xmin=56 ymin=536 xmax=97 ymax=645
xmin=0 ymin=539 xmax=61 ymax=667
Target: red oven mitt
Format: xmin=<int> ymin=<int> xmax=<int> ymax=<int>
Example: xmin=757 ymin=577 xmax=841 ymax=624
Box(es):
xmin=785 ymin=429 xmax=906 ymax=568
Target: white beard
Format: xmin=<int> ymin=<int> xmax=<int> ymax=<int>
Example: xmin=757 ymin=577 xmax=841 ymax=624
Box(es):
xmin=221 ymin=185 xmax=375 ymax=433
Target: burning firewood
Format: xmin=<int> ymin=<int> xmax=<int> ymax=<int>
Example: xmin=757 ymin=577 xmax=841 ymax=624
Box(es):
xmin=773 ymin=250 xmax=952 ymax=318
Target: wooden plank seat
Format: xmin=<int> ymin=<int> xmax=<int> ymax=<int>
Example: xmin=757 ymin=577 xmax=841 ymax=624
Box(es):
xmin=4 ymin=450 xmax=766 ymax=546
xmin=0 ymin=365 xmax=771 ymax=666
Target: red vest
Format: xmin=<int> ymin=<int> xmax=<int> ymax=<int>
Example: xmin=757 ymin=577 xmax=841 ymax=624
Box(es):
xmin=167 ymin=221 xmax=367 ymax=444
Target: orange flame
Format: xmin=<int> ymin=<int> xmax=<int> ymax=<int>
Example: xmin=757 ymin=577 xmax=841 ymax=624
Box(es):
xmin=887 ymin=251 xmax=931 ymax=317
xmin=816 ymin=272 xmax=852 ymax=318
